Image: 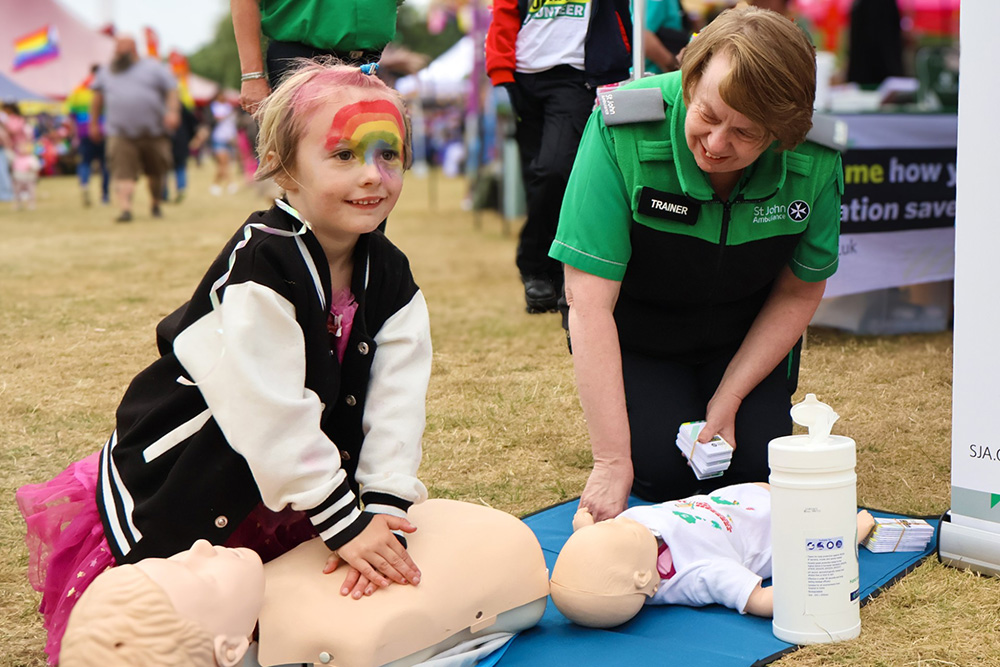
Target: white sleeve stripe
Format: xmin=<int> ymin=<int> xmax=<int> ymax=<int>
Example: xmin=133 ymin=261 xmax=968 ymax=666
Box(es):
xmin=101 ymin=431 xmax=142 ymax=555
xmin=142 ymin=408 xmax=212 ymax=462
xmin=307 ymin=485 xmax=356 ymax=525
xmin=551 ymin=239 xmax=628 ymax=266
xmin=363 ymin=504 xmax=407 ymax=518
xmin=317 ymin=507 xmax=364 ymax=541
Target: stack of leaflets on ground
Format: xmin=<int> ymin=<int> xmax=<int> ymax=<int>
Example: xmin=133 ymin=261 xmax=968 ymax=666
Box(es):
xmin=862 ymin=517 xmax=935 ymax=553
xmin=675 ymin=421 xmax=733 ymax=481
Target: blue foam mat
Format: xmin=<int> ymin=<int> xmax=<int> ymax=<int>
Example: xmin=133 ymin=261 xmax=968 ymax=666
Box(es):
xmin=484 ymin=498 xmax=938 ymax=667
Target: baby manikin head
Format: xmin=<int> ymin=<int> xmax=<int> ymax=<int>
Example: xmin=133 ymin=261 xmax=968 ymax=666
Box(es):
xmin=549 ymin=515 xmax=660 ymax=628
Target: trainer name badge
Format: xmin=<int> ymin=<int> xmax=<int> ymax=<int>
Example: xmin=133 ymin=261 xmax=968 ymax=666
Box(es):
xmin=638 ymin=187 xmax=701 ymax=225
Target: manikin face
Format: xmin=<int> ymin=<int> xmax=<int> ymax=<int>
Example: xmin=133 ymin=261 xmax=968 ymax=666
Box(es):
xmin=135 ymin=540 xmax=265 ymax=642
xmin=684 ymin=52 xmax=772 ymax=177
xmin=280 ymin=88 xmax=406 ymax=248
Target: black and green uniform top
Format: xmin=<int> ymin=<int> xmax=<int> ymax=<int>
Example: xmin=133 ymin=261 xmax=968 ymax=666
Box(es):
xmin=550 ymin=71 xmax=843 ymax=361
xmin=259 ymin=0 xmax=396 ymax=52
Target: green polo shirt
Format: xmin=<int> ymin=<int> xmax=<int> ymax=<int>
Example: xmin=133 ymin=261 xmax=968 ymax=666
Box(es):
xmin=551 ymin=71 xmax=843 ymax=358
xmin=260 ymin=0 xmax=397 ymax=52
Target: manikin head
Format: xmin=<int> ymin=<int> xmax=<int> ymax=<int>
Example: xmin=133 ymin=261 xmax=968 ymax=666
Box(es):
xmin=61 ymin=540 xmax=265 ymax=667
xmin=549 ymin=514 xmax=660 ymax=628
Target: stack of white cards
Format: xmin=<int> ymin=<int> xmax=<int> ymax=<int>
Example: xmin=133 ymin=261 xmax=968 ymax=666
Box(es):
xmin=862 ymin=517 xmax=935 ymax=553
xmin=675 ymin=421 xmax=733 ymax=480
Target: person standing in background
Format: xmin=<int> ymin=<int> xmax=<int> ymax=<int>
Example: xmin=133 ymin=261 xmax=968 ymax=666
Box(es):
xmin=486 ymin=0 xmax=633 ymax=314
xmin=643 ymin=0 xmax=689 ymax=75
xmin=231 ymin=0 xmax=399 ymax=114
xmin=208 ymin=91 xmax=239 ymax=196
xmin=0 ymin=105 xmax=19 ymax=203
xmin=846 ymin=0 xmax=904 ymax=86
xmin=90 ymin=36 xmax=179 ymax=223
xmin=67 ymin=65 xmax=110 ymax=207
xmin=167 ymin=102 xmax=199 ymax=203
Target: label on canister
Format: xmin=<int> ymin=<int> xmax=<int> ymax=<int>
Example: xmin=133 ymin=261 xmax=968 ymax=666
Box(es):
xmin=803 ymin=534 xmax=855 ymax=614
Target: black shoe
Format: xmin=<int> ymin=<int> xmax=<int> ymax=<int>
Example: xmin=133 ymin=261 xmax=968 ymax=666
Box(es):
xmin=523 ymin=276 xmax=559 ymax=313
xmin=115 ymin=210 xmax=133 ymax=223
xmin=151 ymin=204 xmax=163 ymax=219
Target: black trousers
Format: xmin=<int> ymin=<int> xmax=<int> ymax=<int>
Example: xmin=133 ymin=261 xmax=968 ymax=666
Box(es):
xmin=266 ymin=40 xmax=381 ymax=88
xmin=508 ymin=67 xmax=595 ymax=283
xmin=623 ymin=341 xmax=801 ymax=501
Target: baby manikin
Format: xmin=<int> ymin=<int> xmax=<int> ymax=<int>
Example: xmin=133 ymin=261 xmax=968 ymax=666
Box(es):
xmin=550 ymin=483 xmax=876 ymax=628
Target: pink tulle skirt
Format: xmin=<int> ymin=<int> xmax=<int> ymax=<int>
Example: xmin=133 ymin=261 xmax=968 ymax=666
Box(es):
xmin=16 ymin=452 xmax=114 ymax=665
xmin=17 ymin=453 xmax=318 ymax=664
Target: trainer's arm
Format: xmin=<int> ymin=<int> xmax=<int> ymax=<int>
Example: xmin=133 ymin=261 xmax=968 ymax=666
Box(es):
xmin=565 ymin=265 xmax=632 ymax=522
xmin=231 ymin=0 xmax=271 ymax=113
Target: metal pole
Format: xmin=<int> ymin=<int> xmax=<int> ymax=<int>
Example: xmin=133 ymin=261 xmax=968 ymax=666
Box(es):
xmin=633 ymin=0 xmax=646 ymax=80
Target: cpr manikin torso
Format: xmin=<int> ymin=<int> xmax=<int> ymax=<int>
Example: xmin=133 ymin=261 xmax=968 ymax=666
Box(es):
xmin=257 ymin=499 xmax=549 ymax=667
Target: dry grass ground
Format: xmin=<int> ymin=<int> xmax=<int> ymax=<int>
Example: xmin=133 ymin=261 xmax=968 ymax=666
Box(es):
xmin=1 ymin=166 xmax=996 ymax=665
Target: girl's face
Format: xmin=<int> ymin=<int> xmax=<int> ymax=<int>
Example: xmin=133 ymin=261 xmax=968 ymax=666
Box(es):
xmin=280 ymin=88 xmax=406 ymax=244
xmin=684 ymin=52 xmax=771 ymax=176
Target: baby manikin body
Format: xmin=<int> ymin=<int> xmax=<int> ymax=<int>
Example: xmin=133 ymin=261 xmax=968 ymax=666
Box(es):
xmin=550 ymin=483 xmax=876 ymax=628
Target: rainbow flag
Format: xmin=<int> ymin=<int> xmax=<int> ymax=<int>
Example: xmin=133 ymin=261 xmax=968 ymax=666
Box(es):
xmin=13 ymin=25 xmax=60 ymax=71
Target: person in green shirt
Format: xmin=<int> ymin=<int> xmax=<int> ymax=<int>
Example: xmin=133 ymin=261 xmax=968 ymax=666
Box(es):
xmin=551 ymin=6 xmax=843 ymax=521
xmin=232 ymin=0 xmax=398 ymax=114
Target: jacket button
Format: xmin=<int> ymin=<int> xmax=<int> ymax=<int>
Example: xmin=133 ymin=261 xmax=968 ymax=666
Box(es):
xmin=358 ymin=342 xmax=370 ymax=355
xmin=214 ymin=515 xmax=228 ymax=528
xmin=319 ymin=652 xmax=332 ymax=664
xmin=329 ymin=350 xmax=335 ymax=357
xmin=341 ymin=450 xmax=351 ymax=461
xmin=345 ymin=395 xmax=357 ymax=407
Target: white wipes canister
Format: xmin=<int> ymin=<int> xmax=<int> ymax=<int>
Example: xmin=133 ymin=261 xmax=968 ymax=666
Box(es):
xmin=769 ymin=394 xmax=861 ymax=645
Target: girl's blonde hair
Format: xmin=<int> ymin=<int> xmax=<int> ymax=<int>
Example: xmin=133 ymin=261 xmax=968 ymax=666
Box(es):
xmin=60 ymin=565 xmax=216 ymax=667
xmin=254 ymin=58 xmax=414 ymax=182
xmin=681 ymin=5 xmax=816 ymax=151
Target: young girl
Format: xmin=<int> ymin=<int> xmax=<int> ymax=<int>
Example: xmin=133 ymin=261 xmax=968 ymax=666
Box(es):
xmin=17 ymin=60 xmax=432 ymax=664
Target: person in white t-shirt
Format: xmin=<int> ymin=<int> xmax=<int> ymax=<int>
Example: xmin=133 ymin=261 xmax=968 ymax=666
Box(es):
xmin=549 ymin=483 xmax=876 ymax=627
xmin=485 ymin=0 xmax=632 ymax=314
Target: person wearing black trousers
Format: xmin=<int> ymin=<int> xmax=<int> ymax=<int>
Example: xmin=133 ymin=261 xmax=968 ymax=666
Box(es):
xmin=486 ymin=0 xmax=632 ymax=313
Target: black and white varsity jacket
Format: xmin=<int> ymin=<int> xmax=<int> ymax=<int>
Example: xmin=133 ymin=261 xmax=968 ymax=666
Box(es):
xmin=97 ymin=203 xmax=431 ymax=564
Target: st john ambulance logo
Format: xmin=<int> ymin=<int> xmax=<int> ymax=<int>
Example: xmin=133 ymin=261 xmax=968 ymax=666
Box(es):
xmin=788 ymin=200 xmax=811 ymax=222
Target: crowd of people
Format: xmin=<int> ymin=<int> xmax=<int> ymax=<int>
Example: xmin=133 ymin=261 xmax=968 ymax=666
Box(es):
xmin=1 ymin=39 xmax=260 ymax=218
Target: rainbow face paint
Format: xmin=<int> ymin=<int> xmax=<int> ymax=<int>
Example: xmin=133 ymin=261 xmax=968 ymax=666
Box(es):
xmin=324 ymin=98 xmax=405 ymax=179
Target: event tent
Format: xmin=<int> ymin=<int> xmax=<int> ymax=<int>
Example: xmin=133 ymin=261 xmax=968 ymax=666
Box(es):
xmin=396 ymin=36 xmax=473 ymax=101
xmin=0 ymin=0 xmax=114 ymax=99
xmin=0 ymin=70 xmax=49 ymax=102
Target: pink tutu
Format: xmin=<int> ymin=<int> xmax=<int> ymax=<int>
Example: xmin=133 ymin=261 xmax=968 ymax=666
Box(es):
xmin=16 ymin=452 xmax=115 ymax=665
xmin=17 ymin=455 xmax=320 ymax=663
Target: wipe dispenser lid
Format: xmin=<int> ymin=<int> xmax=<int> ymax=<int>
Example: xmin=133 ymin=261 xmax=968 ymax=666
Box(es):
xmin=790 ymin=393 xmax=839 ymax=444
xmin=769 ymin=394 xmax=855 ymax=472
